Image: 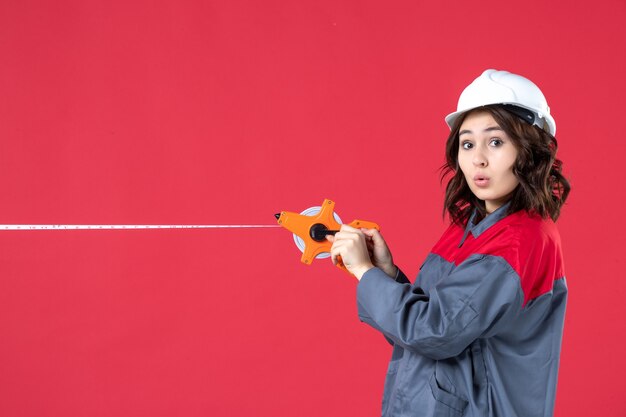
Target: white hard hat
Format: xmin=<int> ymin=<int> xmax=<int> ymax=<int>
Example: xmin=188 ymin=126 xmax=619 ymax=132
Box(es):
xmin=445 ymin=69 xmax=556 ymax=135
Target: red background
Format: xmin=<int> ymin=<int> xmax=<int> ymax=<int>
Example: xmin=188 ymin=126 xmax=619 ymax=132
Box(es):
xmin=1 ymin=0 xmax=625 ymax=416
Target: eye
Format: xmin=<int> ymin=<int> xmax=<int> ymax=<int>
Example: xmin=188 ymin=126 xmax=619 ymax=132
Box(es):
xmin=489 ymin=138 xmax=503 ymax=147
xmin=461 ymin=141 xmax=473 ymax=150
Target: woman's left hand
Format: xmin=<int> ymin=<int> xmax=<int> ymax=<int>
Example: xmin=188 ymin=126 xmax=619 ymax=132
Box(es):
xmin=326 ymin=224 xmax=374 ymax=280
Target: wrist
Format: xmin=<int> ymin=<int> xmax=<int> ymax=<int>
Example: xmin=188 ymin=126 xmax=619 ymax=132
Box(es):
xmin=385 ymin=264 xmax=398 ymax=279
xmin=353 ymin=263 xmax=375 ymax=281
xmin=377 ymin=263 xmax=397 ymax=278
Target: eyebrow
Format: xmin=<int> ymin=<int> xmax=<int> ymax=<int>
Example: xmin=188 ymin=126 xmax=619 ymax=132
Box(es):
xmin=459 ymin=126 xmax=503 ymax=136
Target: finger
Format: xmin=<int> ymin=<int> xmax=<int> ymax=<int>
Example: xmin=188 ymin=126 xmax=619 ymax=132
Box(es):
xmin=330 ymin=244 xmax=346 ymax=266
xmin=340 ymin=224 xmax=359 ymax=233
xmin=362 ymin=228 xmax=386 ymax=245
xmin=333 ymin=231 xmax=359 ymax=241
xmin=361 ymin=228 xmax=379 ymax=238
xmin=325 ymin=234 xmax=335 ymax=243
xmin=330 ymin=247 xmax=339 ymax=265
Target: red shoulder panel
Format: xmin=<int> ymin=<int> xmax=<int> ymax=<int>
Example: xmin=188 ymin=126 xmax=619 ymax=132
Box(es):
xmin=431 ymin=212 xmax=565 ymax=306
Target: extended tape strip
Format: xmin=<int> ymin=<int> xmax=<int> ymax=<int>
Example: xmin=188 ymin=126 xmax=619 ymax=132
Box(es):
xmin=0 ymin=224 xmax=280 ymax=231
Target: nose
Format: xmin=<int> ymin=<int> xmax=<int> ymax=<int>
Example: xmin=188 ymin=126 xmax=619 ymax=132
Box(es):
xmin=472 ymin=150 xmax=487 ymax=167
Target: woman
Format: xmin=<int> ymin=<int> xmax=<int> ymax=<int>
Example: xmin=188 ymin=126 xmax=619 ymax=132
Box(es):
xmin=328 ymin=69 xmax=570 ymax=417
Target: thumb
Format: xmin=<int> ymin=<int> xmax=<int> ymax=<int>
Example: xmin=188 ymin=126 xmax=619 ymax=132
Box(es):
xmin=325 ymin=234 xmax=335 ymax=243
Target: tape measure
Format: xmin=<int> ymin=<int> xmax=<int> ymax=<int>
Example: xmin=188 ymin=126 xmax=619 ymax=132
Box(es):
xmin=0 ymin=224 xmax=279 ymax=231
xmin=275 ymin=198 xmax=380 ymax=274
xmin=1 ymin=199 xmax=379 ymax=275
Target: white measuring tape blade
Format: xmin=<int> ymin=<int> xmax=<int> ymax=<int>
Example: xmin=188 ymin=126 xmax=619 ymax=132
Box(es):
xmin=0 ymin=224 xmax=280 ymax=231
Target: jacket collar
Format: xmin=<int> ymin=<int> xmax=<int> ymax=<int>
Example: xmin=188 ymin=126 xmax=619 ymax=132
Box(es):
xmin=459 ymin=202 xmax=511 ymax=247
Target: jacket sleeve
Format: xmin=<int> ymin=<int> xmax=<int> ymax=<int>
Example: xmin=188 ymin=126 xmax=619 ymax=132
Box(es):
xmin=356 ymin=254 xmax=524 ymax=360
xmin=394 ymin=267 xmax=411 ymax=284
xmin=357 ymin=267 xmax=411 ymax=346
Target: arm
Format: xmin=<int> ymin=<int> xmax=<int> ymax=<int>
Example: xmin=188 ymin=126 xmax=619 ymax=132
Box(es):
xmin=357 ymin=266 xmax=411 ymax=346
xmin=357 ymin=254 xmax=524 ymax=360
xmin=326 ymin=225 xmax=410 ymax=346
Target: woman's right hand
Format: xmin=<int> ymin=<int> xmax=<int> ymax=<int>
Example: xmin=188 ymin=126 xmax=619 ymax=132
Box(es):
xmin=362 ymin=228 xmax=397 ymax=278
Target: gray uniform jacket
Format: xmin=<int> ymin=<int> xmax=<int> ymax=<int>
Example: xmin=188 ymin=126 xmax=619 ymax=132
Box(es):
xmin=357 ymin=204 xmax=567 ymax=417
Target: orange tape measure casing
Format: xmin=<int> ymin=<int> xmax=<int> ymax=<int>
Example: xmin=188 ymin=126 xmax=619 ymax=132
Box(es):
xmin=275 ymin=199 xmax=379 ymax=273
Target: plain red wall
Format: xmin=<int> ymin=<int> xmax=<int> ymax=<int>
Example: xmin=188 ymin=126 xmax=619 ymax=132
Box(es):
xmin=1 ymin=0 xmax=625 ymax=416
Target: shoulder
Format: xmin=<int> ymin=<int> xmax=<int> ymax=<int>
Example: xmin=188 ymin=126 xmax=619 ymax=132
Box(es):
xmin=499 ymin=211 xmax=562 ymax=264
xmin=491 ymin=211 xmax=565 ymax=305
xmin=428 ymin=211 xmax=565 ymax=306
xmin=507 ymin=210 xmax=561 ymax=243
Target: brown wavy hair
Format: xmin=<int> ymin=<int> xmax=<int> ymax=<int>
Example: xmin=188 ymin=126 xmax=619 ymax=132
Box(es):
xmin=441 ymin=105 xmax=570 ymax=225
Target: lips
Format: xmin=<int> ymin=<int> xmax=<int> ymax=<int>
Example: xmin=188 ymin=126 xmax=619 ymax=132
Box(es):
xmin=473 ymin=174 xmax=490 ymax=188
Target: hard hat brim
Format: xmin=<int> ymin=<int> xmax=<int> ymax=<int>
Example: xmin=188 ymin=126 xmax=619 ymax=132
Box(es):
xmin=445 ymin=103 xmax=556 ymax=136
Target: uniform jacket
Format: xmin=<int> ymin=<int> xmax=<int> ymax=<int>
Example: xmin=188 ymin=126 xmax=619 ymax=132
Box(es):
xmin=357 ymin=204 xmax=567 ymax=417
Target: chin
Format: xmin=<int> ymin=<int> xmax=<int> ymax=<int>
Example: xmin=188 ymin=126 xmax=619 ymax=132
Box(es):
xmin=469 ymin=189 xmax=493 ymax=202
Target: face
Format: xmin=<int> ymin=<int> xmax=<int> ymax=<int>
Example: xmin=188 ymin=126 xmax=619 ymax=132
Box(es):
xmin=457 ymin=111 xmax=519 ymax=214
